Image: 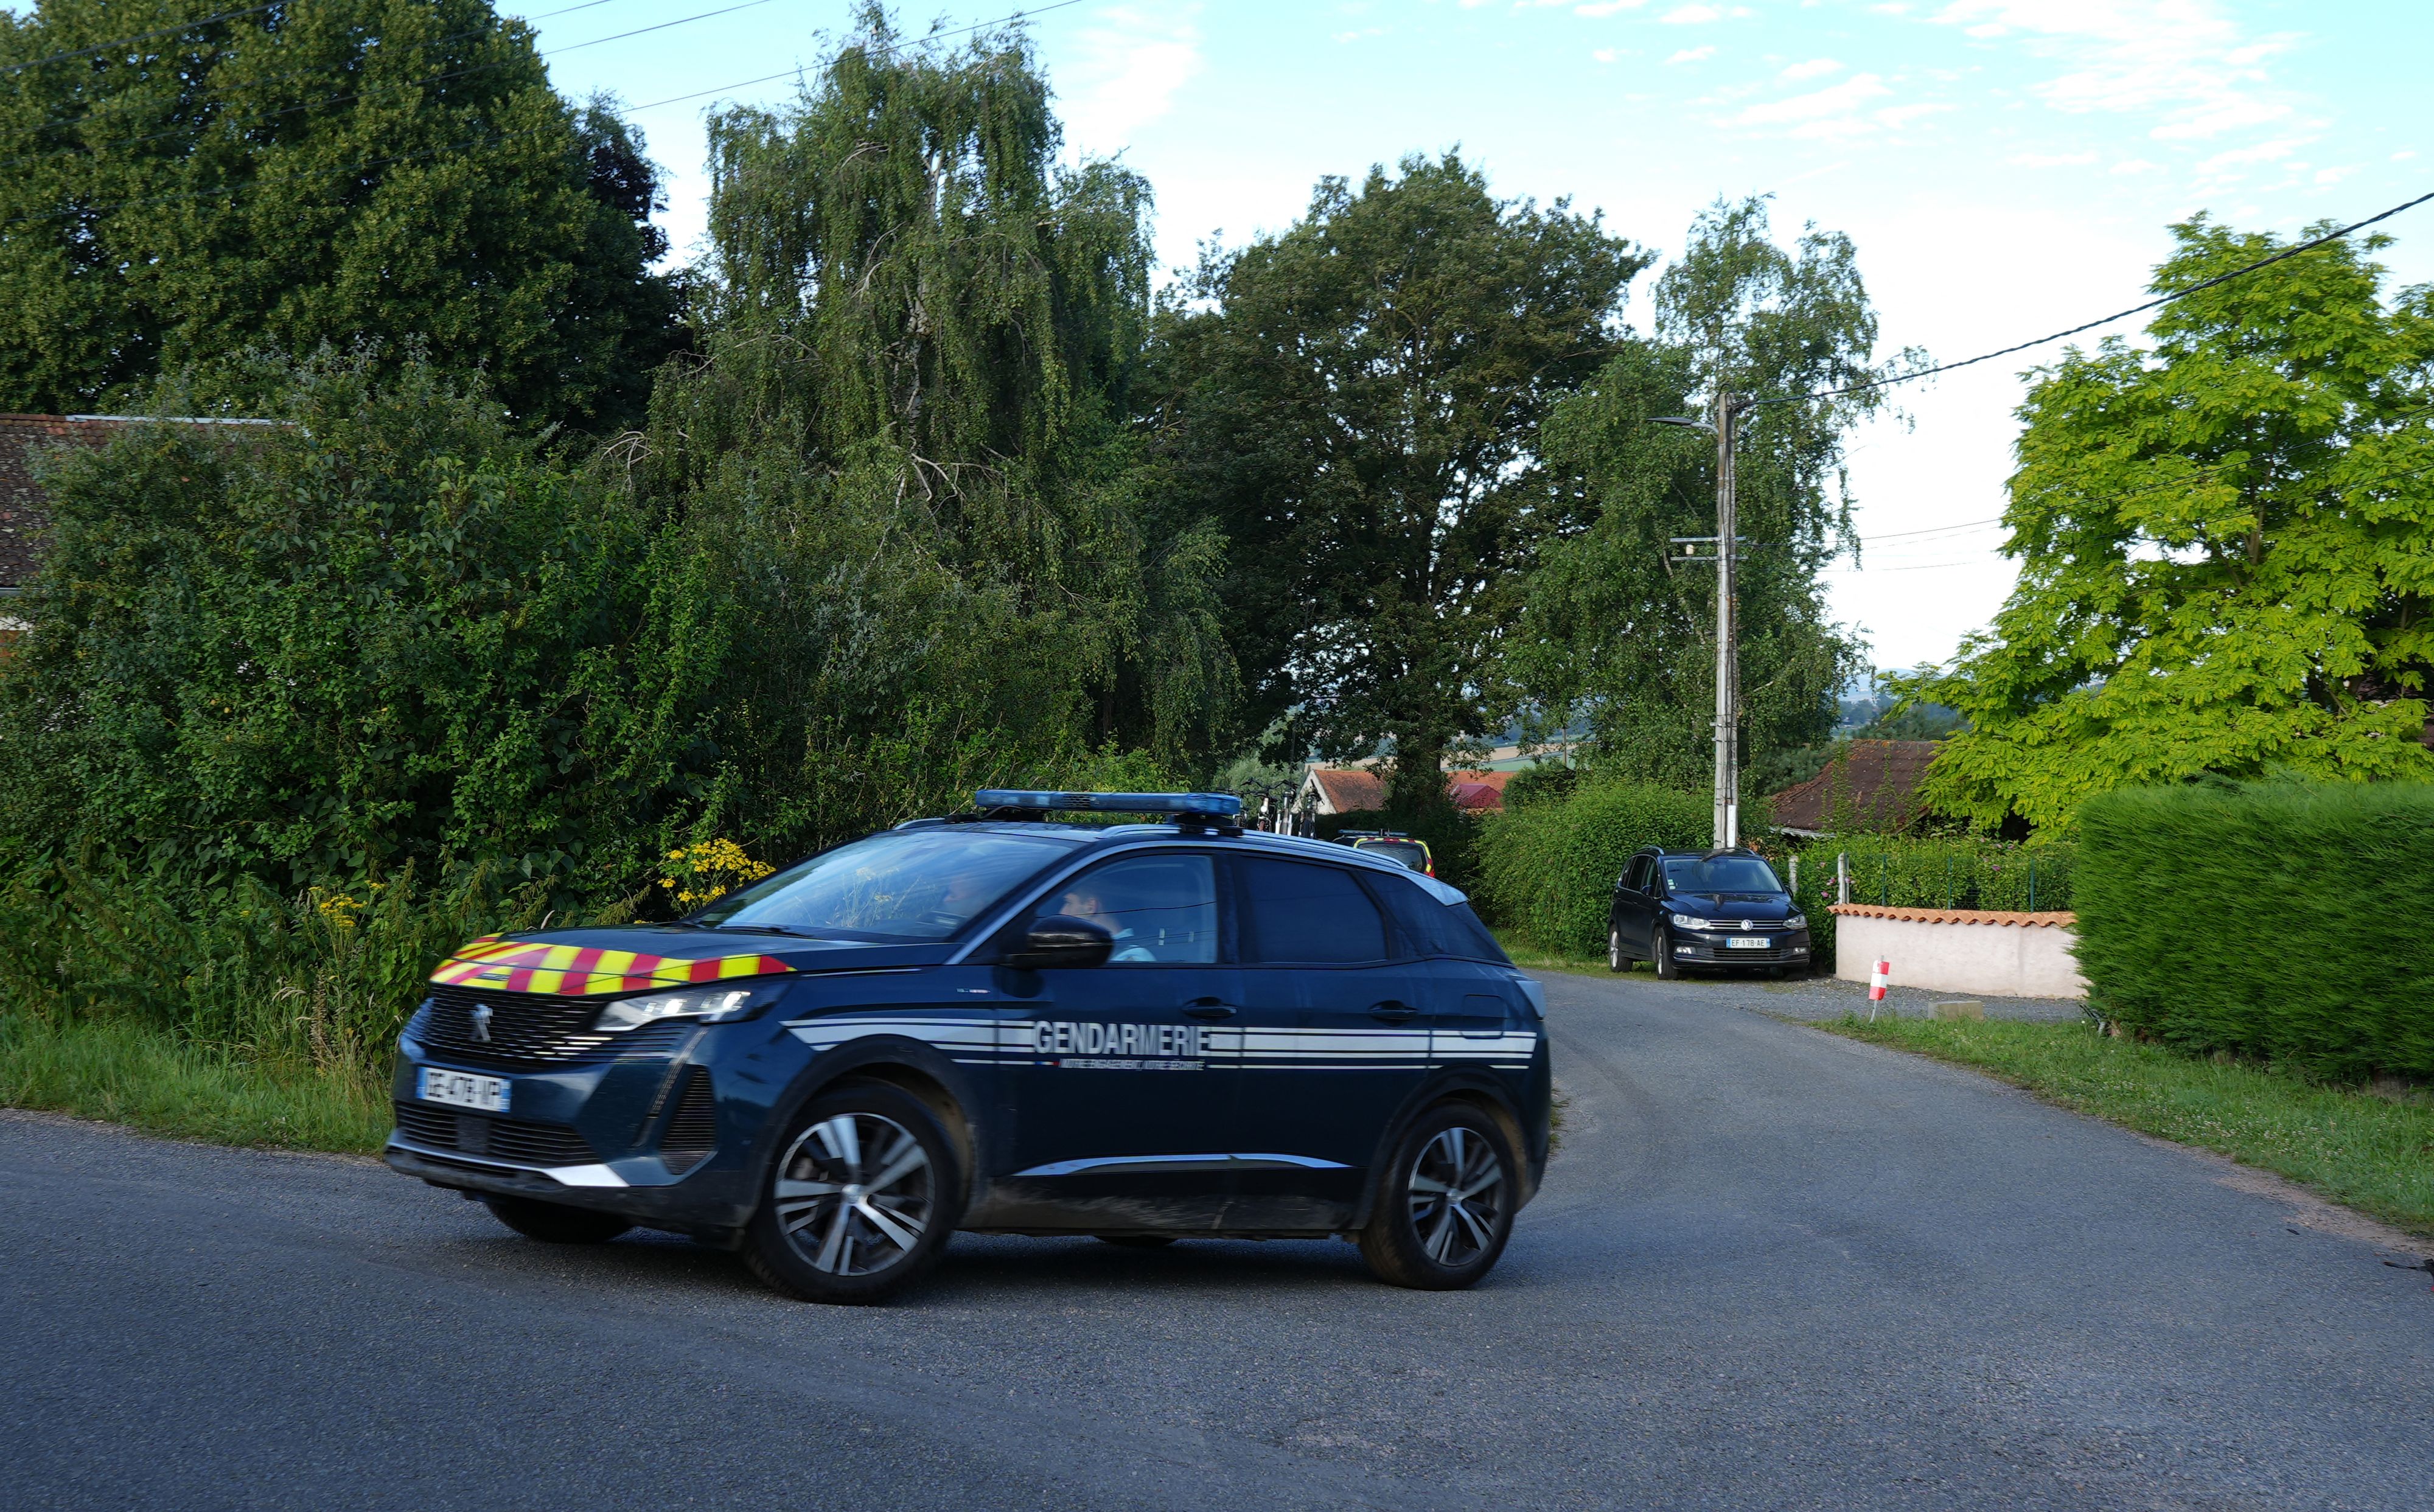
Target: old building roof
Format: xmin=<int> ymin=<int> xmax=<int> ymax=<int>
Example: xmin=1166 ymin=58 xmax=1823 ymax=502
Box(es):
xmin=0 ymin=414 xmax=125 ymax=590
xmin=1768 ymin=739 xmax=1943 ymax=835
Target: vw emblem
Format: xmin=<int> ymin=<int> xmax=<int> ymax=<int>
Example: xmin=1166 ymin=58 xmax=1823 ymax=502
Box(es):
xmin=1743 ymin=919 xmax=1756 ymax=931
xmin=469 ymin=1003 xmax=494 ymax=1042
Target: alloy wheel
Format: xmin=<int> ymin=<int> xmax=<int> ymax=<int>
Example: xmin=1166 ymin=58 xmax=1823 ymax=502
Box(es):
xmin=772 ymin=1112 xmax=935 ymax=1276
xmin=1609 ymin=928 xmax=1623 ymax=972
xmin=1405 ymin=1126 xmax=1507 ymax=1269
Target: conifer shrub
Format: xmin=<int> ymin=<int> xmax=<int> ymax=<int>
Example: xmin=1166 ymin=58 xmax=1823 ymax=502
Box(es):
xmin=2075 ymin=782 xmax=2434 ymax=1079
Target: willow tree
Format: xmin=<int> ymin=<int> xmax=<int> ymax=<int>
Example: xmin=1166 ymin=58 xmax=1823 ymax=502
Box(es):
xmin=641 ymin=11 xmax=1231 ymax=848
xmin=0 ymin=0 xmax=678 ymax=431
xmin=1515 ymin=197 xmax=1905 ymax=792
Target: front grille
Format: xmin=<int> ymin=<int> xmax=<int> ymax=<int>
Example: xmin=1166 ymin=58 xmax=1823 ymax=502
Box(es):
xmin=660 ymin=1069 xmax=718 ymax=1174
xmin=1686 ymin=942 xmax=1803 ymax=962
xmin=409 ymin=986 xmax=689 ymax=1069
xmin=392 ymin=1101 xmax=599 ymax=1166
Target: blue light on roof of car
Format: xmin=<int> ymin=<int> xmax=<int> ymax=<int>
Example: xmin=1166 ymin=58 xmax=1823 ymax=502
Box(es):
xmin=974 ymin=789 xmax=1244 ymax=818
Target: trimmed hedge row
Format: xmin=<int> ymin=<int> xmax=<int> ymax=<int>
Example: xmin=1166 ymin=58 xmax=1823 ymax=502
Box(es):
xmin=2076 ymin=782 xmax=2434 ymax=1081
xmin=1474 ymin=781 xmax=1712 ymax=957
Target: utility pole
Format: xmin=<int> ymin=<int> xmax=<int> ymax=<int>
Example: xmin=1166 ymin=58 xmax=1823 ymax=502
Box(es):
xmin=1712 ymin=389 xmax=1739 ymax=851
xmin=1658 ymin=393 xmax=1747 ymax=851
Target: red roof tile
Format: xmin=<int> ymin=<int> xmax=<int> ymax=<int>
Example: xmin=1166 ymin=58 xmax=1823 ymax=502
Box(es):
xmin=1768 ymin=739 xmax=1942 ymax=834
xmin=0 ymin=415 xmax=125 ymax=590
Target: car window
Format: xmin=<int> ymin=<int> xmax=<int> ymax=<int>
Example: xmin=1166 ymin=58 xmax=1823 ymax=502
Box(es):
xmin=1353 ymin=838 xmax=1429 ymax=873
xmin=1238 ymin=857 xmax=1388 ymax=965
xmin=1659 ymin=854 xmax=1785 ymax=893
xmin=1036 ymin=853 xmax=1219 ymax=964
xmin=697 ymin=829 xmax=1082 ymax=941
xmin=1625 ymin=855 xmax=1652 ymax=893
xmin=1378 ymin=880 xmax=1513 ymax=964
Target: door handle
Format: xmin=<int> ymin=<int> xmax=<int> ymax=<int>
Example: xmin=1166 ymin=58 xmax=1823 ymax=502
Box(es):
xmin=1182 ymin=1000 xmax=1238 ymax=1021
xmin=1369 ymin=1000 xmax=1420 ymax=1020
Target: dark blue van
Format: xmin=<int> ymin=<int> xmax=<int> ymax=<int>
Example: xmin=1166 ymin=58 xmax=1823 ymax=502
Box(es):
xmin=385 ymin=792 xmax=1550 ymax=1303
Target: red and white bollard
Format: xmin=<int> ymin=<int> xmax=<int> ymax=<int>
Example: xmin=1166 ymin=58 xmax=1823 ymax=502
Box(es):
xmin=1867 ymin=959 xmax=1891 ymax=1020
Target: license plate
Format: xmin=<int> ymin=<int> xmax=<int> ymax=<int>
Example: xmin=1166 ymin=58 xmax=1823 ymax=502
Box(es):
xmin=419 ymin=1067 xmax=511 ymax=1112
xmin=1726 ymin=936 xmax=1770 ymax=950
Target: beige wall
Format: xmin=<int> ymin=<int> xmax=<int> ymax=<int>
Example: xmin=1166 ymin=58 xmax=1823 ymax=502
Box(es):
xmin=1833 ymin=911 xmax=2087 ymax=1000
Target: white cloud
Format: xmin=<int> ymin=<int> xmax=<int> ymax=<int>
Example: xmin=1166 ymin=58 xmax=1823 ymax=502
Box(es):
xmin=1593 ymin=46 xmax=1620 ymax=63
xmin=1929 ymin=1 xmax=2306 ymax=149
xmin=1057 ymin=5 xmax=1204 ymax=152
xmin=1669 ymin=44 xmax=1716 ymax=64
xmin=2396 ymin=149 xmax=2420 ymax=162
xmin=1658 ymin=3 xmax=1746 ymax=22
xmin=1575 ymin=1 xmax=1651 ymax=15
xmin=1732 ymin=71 xmax=1892 ymax=127
xmin=2110 ymin=156 xmax=2164 ymax=174
xmin=2006 ymin=150 xmax=2099 ymax=167
xmin=1782 ymin=57 xmax=1843 ymax=80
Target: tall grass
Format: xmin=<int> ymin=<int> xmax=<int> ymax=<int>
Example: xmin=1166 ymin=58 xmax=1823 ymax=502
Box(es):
xmin=0 ymin=852 xmax=614 ymax=1077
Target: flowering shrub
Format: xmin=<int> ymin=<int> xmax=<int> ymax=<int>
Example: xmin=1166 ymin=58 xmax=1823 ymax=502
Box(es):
xmin=659 ymin=840 xmax=775 ymax=910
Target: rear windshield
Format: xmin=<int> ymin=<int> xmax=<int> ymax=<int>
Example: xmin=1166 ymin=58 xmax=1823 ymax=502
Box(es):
xmin=1660 ymin=855 xmax=1784 ymax=894
xmin=1353 ymin=839 xmax=1429 ymax=872
xmin=695 ymin=829 xmax=1082 ymax=941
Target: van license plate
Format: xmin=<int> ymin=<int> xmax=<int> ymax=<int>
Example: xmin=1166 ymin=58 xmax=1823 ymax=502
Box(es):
xmin=1726 ymin=936 xmax=1769 ymax=950
xmin=420 ymin=1068 xmax=510 ymax=1112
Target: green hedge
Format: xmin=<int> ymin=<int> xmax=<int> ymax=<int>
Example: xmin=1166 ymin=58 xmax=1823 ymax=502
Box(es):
xmin=1474 ymin=781 xmax=1711 ymax=956
xmin=2076 ymin=782 xmax=2434 ymax=1080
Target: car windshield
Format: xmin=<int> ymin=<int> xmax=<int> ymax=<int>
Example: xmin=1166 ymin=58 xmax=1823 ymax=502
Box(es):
xmin=694 ymin=829 xmax=1083 ymax=941
xmin=1661 ymin=855 xmax=1784 ymax=894
xmin=1354 ymin=839 xmax=1429 ymax=872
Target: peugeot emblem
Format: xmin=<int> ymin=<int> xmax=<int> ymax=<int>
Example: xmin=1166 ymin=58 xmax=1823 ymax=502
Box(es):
xmin=469 ymin=1003 xmax=494 ymax=1042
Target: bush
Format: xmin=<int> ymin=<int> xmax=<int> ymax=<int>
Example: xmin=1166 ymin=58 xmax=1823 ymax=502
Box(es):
xmin=2075 ymin=782 xmax=2434 ymax=1080
xmin=1474 ymin=780 xmax=1710 ymax=956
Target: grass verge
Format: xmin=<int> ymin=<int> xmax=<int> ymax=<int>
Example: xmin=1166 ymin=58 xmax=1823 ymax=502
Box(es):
xmin=1494 ymin=929 xmax=1608 ymax=977
xmin=1822 ymin=1015 xmax=2434 ymax=1239
xmin=0 ymin=1012 xmax=391 ymax=1154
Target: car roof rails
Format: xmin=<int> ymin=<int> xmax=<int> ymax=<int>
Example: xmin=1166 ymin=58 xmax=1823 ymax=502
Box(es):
xmin=952 ymin=790 xmax=1246 ymax=834
xmin=1338 ymin=829 xmax=1413 ymax=840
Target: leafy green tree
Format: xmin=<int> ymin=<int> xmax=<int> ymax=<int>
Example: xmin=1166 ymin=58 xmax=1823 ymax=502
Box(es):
xmin=638 ymin=11 xmax=1233 ymax=851
xmin=1513 ymin=197 xmax=1899 ymax=793
xmin=1151 ymin=153 xmax=1646 ymax=807
xmin=1906 ymin=217 xmax=2434 ymax=832
xmin=0 ymin=354 xmax=727 ymax=891
xmin=0 ymin=0 xmax=678 ymax=431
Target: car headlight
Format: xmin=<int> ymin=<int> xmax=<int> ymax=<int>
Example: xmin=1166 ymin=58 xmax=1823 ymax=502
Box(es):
xmin=1787 ymin=913 xmax=1807 ymax=930
xmin=1670 ymin=913 xmax=1712 ymax=929
xmin=593 ymin=987 xmax=758 ymax=1033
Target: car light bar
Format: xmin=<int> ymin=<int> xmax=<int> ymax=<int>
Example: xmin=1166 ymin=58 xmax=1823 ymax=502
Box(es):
xmin=974 ymin=790 xmax=1244 ymax=818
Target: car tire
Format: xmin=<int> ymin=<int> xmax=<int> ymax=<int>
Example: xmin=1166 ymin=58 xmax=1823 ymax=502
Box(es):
xmin=1356 ymin=1103 xmax=1518 ymax=1291
xmin=481 ymin=1195 xmax=632 ymax=1245
xmin=1094 ymin=1235 xmax=1178 ymax=1249
xmin=1651 ymin=924 xmax=1679 ymax=980
xmin=1608 ymin=927 xmax=1629 ymax=973
xmin=744 ymin=1081 xmax=963 ymax=1305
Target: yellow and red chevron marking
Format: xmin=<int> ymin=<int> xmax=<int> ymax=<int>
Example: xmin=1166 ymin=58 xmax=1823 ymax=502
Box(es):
xmin=428 ymin=938 xmax=794 ymax=997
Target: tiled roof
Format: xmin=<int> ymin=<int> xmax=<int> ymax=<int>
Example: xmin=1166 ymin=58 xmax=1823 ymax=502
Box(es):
xmin=0 ymin=414 xmax=124 ymax=589
xmin=1768 ymin=739 xmax=1942 ymax=834
xmin=1307 ymin=768 xmax=1386 ymax=813
xmin=1829 ymin=904 xmax=2076 ymax=928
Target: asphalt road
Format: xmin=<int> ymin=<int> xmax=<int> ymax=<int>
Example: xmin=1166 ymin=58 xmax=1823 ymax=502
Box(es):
xmin=7 ymin=970 xmax=2433 ymax=1511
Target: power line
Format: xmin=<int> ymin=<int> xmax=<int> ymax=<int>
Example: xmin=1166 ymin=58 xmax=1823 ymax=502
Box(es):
xmin=0 ymin=0 xmax=1091 ymax=227
xmin=1860 ymin=514 xmax=2004 ymax=542
xmin=0 ymin=2 xmax=280 ymax=78
xmin=0 ymin=1 xmax=733 ymax=173
xmin=0 ymin=0 xmax=622 ymax=85
xmin=619 ymin=0 xmax=1092 ymax=113
xmin=1752 ymin=188 xmax=2434 ymax=413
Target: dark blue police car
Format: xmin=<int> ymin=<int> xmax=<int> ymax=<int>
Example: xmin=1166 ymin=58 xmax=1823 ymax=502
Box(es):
xmin=385 ymin=791 xmax=1550 ymax=1303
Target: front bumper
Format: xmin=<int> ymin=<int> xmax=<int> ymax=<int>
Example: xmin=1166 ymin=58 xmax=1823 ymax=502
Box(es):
xmin=1669 ymin=930 xmax=1812 ymax=969
xmin=386 ymin=1023 xmax=759 ymax=1233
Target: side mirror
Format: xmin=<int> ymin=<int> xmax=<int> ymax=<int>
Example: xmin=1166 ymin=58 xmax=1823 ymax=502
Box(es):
xmin=1006 ymin=915 xmax=1114 ymax=970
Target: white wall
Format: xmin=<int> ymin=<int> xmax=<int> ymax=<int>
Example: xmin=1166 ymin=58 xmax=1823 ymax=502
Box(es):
xmin=1832 ymin=910 xmax=2087 ymax=1000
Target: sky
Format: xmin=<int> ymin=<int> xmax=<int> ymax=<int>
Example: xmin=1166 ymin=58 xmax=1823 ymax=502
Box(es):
xmin=438 ymin=2 xmax=2434 ymax=669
